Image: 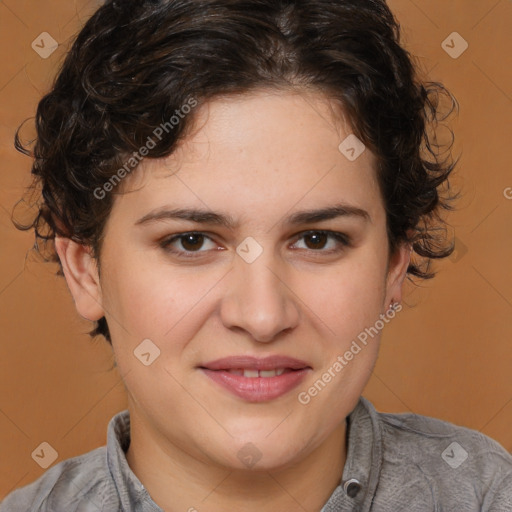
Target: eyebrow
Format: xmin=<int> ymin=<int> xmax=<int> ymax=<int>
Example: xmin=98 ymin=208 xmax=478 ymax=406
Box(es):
xmin=134 ymin=203 xmax=371 ymax=229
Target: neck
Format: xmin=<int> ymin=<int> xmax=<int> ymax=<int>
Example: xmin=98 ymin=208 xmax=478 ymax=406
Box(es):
xmin=125 ymin=410 xmax=347 ymax=512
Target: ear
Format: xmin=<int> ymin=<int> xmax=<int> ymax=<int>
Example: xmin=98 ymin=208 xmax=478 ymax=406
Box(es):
xmin=54 ymin=236 xmax=104 ymax=321
xmin=384 ymin=240 xmax=412 ymax=308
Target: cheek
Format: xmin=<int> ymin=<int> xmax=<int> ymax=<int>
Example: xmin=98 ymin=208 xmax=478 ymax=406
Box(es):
xmin=100 ymin=250 xmax=228 ymax=357
xmin=299 ymin=252 xmax=387 ymax=340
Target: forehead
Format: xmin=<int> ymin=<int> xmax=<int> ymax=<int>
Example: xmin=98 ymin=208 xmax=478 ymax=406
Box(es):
xmin=113 ymin=89 xmax=381 ymax=222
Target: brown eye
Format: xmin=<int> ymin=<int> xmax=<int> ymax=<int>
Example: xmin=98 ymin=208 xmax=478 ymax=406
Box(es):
xmin=292 ymin=230 xmax=350 ymax=253
xmin=180 ymin=233 xmax=205 ymax=251
xmin=303 ymin=232 xmax=328 ymax=250
xmin=159 ymin=232 xmax=218 ymax=257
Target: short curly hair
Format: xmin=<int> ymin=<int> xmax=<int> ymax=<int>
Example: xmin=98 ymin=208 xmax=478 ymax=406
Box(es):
xmin=13 ymin=0 xmax=458 ymax=344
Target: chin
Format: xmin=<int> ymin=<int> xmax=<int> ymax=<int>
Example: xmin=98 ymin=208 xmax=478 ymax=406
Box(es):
xmin=207 ymin=435 xmax=308 ymax=473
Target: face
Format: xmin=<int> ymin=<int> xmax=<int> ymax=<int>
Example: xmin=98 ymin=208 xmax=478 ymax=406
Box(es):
xmin=58 ymin=89 xmax=410 ymax=472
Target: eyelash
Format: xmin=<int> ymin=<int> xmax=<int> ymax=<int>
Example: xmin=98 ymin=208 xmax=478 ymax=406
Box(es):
xmin=158 ymin=230 xmax=351 ymax=259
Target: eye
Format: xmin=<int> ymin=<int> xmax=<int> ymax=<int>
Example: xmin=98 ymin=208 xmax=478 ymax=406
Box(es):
xmin=159 ymin=229 xmax=351 ymax=260
xmin=291 ymin=230 xmax=350 ymax=253
xmin=159 ymin=232 xmax=220 ymax=257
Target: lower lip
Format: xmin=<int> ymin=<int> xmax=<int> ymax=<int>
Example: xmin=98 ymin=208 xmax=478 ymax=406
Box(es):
xmin=201 ymin=369 xmax=310 ymax=402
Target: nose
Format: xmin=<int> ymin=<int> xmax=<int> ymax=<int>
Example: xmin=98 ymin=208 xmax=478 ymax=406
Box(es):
xmin=219 ymin=252 xmax=300 ymax=343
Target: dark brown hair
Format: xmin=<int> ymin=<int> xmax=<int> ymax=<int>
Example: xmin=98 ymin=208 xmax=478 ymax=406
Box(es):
xmin=13 ymin=0 xmax=458 ymax=344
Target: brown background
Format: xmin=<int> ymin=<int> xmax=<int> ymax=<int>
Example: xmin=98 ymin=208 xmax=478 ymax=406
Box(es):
xmin=0 ymin=0 xmax=511 ymax=499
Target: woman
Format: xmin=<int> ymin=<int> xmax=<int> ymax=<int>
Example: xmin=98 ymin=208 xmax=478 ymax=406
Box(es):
xmin=2 ymin=0 xmax=511 ymax=510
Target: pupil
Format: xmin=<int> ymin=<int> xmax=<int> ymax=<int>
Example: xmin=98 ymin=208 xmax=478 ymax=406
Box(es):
xmin=306 ymin=233 xmax=326 ymax=249
xmin=182 ymin=234 xmax=203 ymax=251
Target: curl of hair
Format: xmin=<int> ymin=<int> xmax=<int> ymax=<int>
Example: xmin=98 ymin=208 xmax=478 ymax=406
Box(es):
xmin=13 ymin=0 xmax=458 ymax=344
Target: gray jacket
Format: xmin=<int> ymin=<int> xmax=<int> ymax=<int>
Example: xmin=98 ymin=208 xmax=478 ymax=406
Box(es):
xmin=1 ymin=396 xmax=511 ymax=511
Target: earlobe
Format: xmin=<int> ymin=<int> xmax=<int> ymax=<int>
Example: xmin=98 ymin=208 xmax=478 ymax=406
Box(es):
xmin=54 ymin=236 xmax=105 ymax=322
xmin=385 ymin=242 xmax=412 ymax=307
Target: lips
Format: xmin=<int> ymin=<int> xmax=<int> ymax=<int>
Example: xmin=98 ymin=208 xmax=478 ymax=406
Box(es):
xmin=199 ymin=355 xmax=311 ymax=402
xmin=225 ymin=368 xmax=288 ymax=377
xmin=200 ymin=355 xmax=309 ymax=371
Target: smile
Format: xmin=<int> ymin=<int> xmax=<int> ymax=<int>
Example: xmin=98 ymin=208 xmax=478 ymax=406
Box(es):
xmin=200 ymin=356 xmax=311 ymax=402
xmin=225 ymin=368 xmax=288 ymax=377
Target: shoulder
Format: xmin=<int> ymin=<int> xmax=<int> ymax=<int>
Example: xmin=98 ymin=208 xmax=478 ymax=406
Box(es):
xmin=0 ymin=446 xmax=119 ymax=512
xmin=377 ymin=404 xmax=512 ymax=471
xmin=363 ymin=398 xmax=512 ymax=509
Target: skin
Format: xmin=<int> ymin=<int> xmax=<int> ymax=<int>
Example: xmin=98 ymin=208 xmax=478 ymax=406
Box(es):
xmin=55 ymin=88 xmax=411 ymax=512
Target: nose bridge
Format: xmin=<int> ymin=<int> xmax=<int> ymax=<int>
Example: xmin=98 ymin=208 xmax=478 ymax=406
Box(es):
xmin=220 ymin=246 xmax=300 ymax=342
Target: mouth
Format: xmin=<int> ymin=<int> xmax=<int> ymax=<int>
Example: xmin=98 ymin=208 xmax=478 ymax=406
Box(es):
xmin=200 ymin=355 xmax=310 ymax=371
xmin=221 ymin=368 xmax=290 ymax=377
xmin=199 ymin=355 xmax=311 ymax=402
